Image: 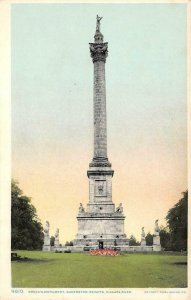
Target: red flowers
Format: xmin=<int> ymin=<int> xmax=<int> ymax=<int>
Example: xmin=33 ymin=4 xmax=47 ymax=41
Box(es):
xmin=89 ymin=249 xmax=120 ymax=256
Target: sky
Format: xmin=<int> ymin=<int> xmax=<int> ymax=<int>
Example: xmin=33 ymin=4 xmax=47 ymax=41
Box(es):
xmin=12 ymin=3 xmax=187 ymax=243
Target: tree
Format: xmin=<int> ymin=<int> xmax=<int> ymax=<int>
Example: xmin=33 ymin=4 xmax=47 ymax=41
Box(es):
xmin=129 ymin=235 xmax=140 ymax=246
xmin=50 ymin=236 xmax=55 ymax=247
xmin=65 ymin=241 xmax=73 ymax=246
xmin=159 ymin=226 xmax=171 ymax=250
xmin=166 ymin=191 xmax=188 ymax=251
xmin=11 ymin=180 xmax=44 ymax=250
xmin=145 ymin=232 xmax=153 ymax=246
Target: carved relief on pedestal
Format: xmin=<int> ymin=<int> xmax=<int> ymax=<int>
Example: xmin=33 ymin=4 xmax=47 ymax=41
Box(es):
xmin=95 ymin=180 xmax=107 ymax=197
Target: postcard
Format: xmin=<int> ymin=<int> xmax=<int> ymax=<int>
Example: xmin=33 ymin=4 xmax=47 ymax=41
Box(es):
xmin=0 ymin=0 xmax=190 ymax=299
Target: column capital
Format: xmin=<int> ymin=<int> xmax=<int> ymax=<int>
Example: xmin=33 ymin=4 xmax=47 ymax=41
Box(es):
xmin=89 ymin=157 xmax=112 ymax=168
xmin=89 ymin=42 xmax=108 ymax=63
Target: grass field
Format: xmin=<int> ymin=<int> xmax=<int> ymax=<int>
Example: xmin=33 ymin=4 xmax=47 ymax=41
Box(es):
xmin=12 ymin=251 xmax=187 ymax=288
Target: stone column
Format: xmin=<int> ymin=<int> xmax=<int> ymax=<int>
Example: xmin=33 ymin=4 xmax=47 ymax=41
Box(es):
xmin=93 ymin=60 xmax=107 ymax=158
xmin=89 ymin=22 xmax=110 ymax=166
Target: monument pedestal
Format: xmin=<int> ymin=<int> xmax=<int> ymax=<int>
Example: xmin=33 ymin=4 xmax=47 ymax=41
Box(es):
xmin=141 ymin=238 xmax=146 ymax=246
xmin=43 ymin=231 xmax=51 ymax=252
xmin=42 ymin=245 xmax=51 ymax=251
xmin=153 ymin=235 xmax=161 ymax=252
xmin=54 ymin=241 xmax=59 ymax=247
xmin=73 ymin=212 xmax=129 ymax=248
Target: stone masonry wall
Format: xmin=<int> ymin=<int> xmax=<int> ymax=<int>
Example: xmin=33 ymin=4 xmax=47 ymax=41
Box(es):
xmin=77 ymin=218 xmax=124 ymax=235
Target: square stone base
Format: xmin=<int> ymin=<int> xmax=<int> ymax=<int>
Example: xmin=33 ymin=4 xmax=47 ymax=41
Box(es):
xmin=153 ymin=235 xmax=161 ymax=251
xmin=141 ymin=239 xmax=146 ymax=246
xmin=153 ymin=235 xmax=161 ymax=245
xmin=42 ymin=245 xmax=51 ymax=251
xmin=153 ymin=244 xmax=161 ymax=252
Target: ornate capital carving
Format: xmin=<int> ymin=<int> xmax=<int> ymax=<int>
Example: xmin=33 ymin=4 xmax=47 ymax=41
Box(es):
xmin=89 ymin=42 xmax=108 ymax=63
xmin=89 ymin=157 xmax=111 ymax=168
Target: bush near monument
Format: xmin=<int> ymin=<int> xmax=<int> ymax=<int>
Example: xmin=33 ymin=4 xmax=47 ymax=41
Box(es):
xmin=129 ymin=235 xmax=140 ymax=246
xmin=65 ymin=241 xmax=73 ymax=246
xmin=145 ymin=232 xmax=153 ymax=246
xmin=159 ymin=226 xmax=171 ymax=250
xmin=11 ymin=180 xmax=44 ymax=250
xmin=50 ymin=236 xmax=55 ymax=246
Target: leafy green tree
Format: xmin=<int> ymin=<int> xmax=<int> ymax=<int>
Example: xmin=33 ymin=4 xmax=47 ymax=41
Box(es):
xmin=145 ymin=232 xmax=153 ymax=246
xmin=159 ymin=226 xmax=171 ymax=250
xmin=11 ymin=180 xmax=44 ymax=250
xmin=50 ymin=236 xmax=55 ymax=247
xmin=129 ymin=235 xmax=140 ymax=246
xmin=65 ymin=241 xmax=73 ymax=246
xmin=166 ymin=191 xmax=188 ymax=251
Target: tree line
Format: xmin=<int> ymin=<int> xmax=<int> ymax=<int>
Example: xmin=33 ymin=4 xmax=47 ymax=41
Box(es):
xmin=11 ymin=180 xmax=187 ymax=251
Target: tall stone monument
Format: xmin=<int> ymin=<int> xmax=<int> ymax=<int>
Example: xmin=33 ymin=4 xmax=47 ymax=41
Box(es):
xmin=73 ymin=16 xmax=129 ymax=249
xmin=43 ymin=221 xmax=51 ymax=251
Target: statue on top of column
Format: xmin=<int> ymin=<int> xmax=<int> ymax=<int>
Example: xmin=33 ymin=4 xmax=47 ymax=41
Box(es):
xmin=79 ymin=203 xmax=85 ymax=213
xmin=96 ymin=15 xmax=103 ymax=32
xmin=154 ymin=219 xmax=160 ymax=235
xmin=116 ymin=203 xmax=123 ymax=213
xmin=44 ymin=221 xmax=50 ymax=237
xmin=55 ymin=228 xmax=59 ymax=238
xmin=141 ymin=227 xmax=145 ymax=238
xmin=54 ymin=228 xmax=60 ymax=247
xmin=141 ymin=226 xmax=146 ymax=246
xmin=43 ymin=221 xmax=51 ymax=250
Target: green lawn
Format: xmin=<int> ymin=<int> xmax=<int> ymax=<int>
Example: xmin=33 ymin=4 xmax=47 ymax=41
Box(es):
xmin=12 ymin=251 xmax=187 ymax=288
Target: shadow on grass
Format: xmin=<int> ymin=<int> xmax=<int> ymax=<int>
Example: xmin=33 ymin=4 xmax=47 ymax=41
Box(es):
xmin=15 ymin=258 xmax=52 ymax=263
xmin=173 ymin=262 xmax=187 ymax=266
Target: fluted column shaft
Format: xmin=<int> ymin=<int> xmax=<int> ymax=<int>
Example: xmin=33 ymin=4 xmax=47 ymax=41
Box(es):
xmin=93 ymin=60 xmax=107 ymax=159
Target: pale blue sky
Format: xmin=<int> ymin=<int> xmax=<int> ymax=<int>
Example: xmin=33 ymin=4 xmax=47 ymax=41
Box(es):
xmin=12 ymin=3 xmax=187 ymax=241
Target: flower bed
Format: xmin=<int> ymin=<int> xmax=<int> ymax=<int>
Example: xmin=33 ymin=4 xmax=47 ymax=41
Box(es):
xmin=89 ymin=249 xmax=120 ymax=256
